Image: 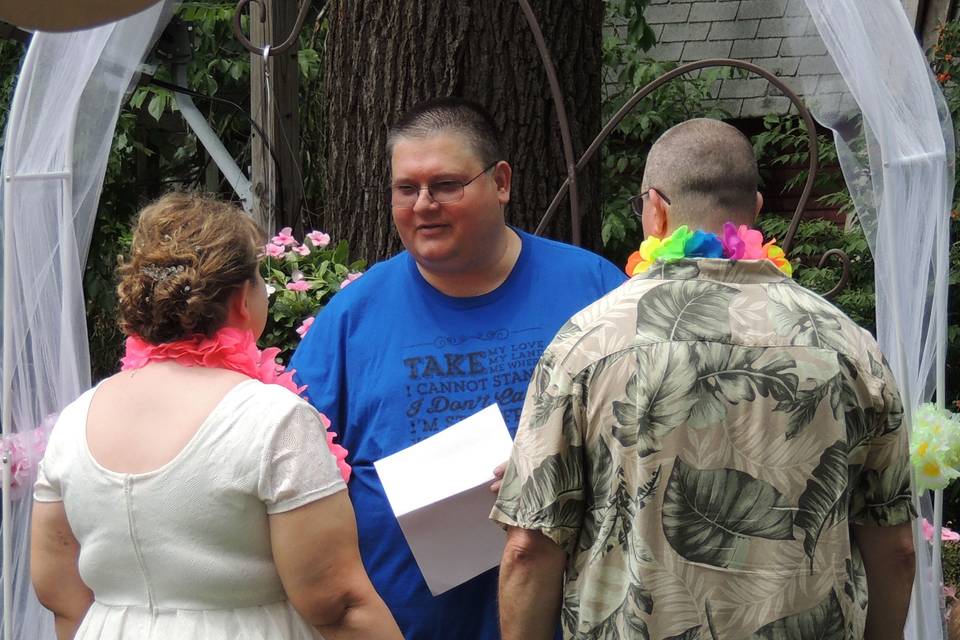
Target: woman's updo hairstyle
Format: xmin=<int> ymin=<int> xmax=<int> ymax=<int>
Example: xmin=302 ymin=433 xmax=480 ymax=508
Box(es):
xmin=117 ymin=192 xmax=266 ymax=344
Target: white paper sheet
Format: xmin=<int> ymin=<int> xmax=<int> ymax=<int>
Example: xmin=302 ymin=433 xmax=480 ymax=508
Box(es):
xmin=374 ymin=404 xmax=514 ymax=595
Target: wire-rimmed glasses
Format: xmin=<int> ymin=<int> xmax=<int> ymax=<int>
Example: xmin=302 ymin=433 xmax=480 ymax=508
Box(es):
xmin=628 ymin=187 xmax=671 ymax=218
xmin=388 ymin=161 xmax=499 ymax=208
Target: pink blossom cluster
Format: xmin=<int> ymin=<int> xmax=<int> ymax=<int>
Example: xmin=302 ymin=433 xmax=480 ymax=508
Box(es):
xmin=2 ymin=413 xmax=58 ymax=499
xmin=263 ymin=227 xmax=331 ymax=259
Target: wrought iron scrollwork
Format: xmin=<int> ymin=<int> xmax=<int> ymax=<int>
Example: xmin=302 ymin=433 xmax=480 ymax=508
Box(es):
xmin=526 ymin=52 xmax=851 ymax=299
xmin=232 ymin=0 xmax=315 ymax=57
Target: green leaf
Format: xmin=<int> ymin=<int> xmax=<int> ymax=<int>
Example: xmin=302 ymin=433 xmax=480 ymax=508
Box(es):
xmin=688 ymin=344 xmax=799 ymax=428
xmin=662 ymin=457 xmax=795 ymax=568
xmin=795 ymin=441 xmax=849 ymax=571
xmin=513 ymin=447 xmax=585 ymax=541
xmin=778 ymin=374 xmax=839 ymax=440
xmin=767 ymin=283 xmax=846 ymax=351
xmin=611 ymin=344 xmax=698 ymax=456
xmin=749 ymin=590 xmax=846 ymax=639
xmin=844 ymin=553 xmax=868 ymax=610
xmin=592 ymin=465 xmax=660 ymax=562
xmin=854 ymin=464 xmax=913 ymax=526
xmin=147 ymin=92 xmax=167 ymax=121
xmin=635 ymin=280 xmax=737 ymax=343
xmin=648 ymin=260 xmax=701 ymax=281
xmin=664 ymin=626 xmax=703 ymax=640
xmin=592 ymin=466 xmax=636 ymax=561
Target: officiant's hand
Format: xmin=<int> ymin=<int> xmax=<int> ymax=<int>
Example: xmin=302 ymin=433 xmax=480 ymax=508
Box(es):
xmin=490 ymin=462 xmax=507 ymax=493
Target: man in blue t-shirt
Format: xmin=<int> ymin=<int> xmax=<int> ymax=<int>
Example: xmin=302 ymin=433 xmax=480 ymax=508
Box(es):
xmin=291 ymin=97 xmax=625 ymax=639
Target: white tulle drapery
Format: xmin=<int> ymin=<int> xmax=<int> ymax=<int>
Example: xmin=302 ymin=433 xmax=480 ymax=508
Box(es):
xmin=800 ymin=1 xmax=955 ymax=639
xmin=0 ymin=3 xmax=172 ymax=638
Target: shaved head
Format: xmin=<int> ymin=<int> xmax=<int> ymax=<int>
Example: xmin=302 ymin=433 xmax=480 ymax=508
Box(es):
xmin=642 ymin=118 xmax=760 ymax=229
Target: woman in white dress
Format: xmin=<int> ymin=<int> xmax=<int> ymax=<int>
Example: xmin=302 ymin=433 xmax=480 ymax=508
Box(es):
xmin=29 ymin=193 xmax=402 ymax=640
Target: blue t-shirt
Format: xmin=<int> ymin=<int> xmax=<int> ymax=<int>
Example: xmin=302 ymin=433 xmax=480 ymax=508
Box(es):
xmin=290 ymin=229 xmax=625 ymax=639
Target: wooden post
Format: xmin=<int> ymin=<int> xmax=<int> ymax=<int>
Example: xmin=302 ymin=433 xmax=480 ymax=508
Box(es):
xmin=250 ymin=1 xmax=301 ymax=234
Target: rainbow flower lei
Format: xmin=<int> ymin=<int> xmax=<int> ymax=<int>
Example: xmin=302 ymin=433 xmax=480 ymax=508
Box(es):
xmin=625 ymin=222 xmax=793 ymax=277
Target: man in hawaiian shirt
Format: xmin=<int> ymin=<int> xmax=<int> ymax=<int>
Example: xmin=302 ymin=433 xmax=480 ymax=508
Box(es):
xmin=492 ymin=118 xmax=917 ymax=639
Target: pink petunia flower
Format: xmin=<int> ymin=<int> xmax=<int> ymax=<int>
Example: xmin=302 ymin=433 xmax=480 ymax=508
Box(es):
xmin=340 ymin=272 xmax=363 ymax=289
xmin=272 ymin=227 xmax=297 ymax=246
xmin=264 ymin=243 xmax=285 ymax=258
xmin=922 ymin=518 xmax=960 ymax=541
xmin=307 ymin=230 xmax=331 ymax=248
xmin=296 ymin=316 xmax=315 ymax=338
xmin=292 ymin=244 xmax=310 ymax=256
xmin=286 ymin=280 xmax=311 ymax=292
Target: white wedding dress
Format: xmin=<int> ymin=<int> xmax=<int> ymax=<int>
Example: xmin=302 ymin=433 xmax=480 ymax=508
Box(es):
xmin=34 ymin=378 xmax=346 ymax=639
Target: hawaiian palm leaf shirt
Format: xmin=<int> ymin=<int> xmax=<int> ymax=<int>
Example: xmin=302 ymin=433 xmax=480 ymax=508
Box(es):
xmin=491 ymin=258 xmax=914 ymax=640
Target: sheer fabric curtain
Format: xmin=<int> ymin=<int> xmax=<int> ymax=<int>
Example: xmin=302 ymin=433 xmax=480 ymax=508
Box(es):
xmin=0 ymin=3 xmax=172 ymax=637
xmin=800 ymin=1 xmax=954 ymax=639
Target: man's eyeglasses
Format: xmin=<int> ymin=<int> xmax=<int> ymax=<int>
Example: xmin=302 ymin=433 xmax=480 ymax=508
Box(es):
xmin=629 ymin=187 xmax=671 ymax=218
xmin=388 ymin=161 xmax=499 ymax=208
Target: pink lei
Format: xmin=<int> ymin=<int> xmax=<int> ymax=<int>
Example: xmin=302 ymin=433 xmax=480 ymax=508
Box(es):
xmin=122 ymin=327 xmax=351 ymax=482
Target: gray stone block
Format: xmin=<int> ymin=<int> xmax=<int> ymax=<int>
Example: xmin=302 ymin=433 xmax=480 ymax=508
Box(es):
xmin=689 ymin=1 xmax=741 ymax=22
xmin=737 ymin=0 xmax=787 ymax=19
xmin=752 ymin=56 xmax=801 ymax=76
xmin=714 ymin=98 xmax=745 ymax=117
xmin=708 ymin=78 xmax=723 ymax=99
xmin=648 ymin=42 xmax=685 ymax=62
xmin=838 ymin=93 xmax=861 ymax=114
xmin=806 ymin=92 xmax=841 ymax=115
xmin=785 ymin=0 xmax=811 ymax=17
xmin=779 ymin=74 xmax=820 ymax=96
xmin=681 ymin=39 xmax=734 ymax=60
xmin=708 ymin=19 xmax=759 ymax=40
xmin=731 ymin=37 xmax=782 ymax=58
xmin=816 ymin=74 xmax=850 ymax=94
xmin=797 ymin=55 xmax=838 ymax=75
xmin=719 ymin=77 xmax=770 ymax=98
xmin=645 ymin=3 xmax=692 ymax=24
xmin=779 ymin=36 xmax=827 ymax=56
xmin=741 ymin=95 xmax=792 ymax=116
xmin=757 ymin=16 xmax=808 ymax=38
xmin=661 ymin=22 xmax=711 ymax=42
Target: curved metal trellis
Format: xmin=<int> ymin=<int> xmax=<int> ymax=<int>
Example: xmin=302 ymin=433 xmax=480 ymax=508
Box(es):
xmin=515 ymin=7 xmax=852 ymax=298
xmin=232 ymin=0 xmax=315 ymax=56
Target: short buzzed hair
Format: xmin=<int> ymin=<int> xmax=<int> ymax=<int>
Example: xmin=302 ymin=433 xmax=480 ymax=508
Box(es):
xmin=387 ymin=97 xmax=503 ymax=167
xmin=642 ymin=118 xmax=759 ymax=226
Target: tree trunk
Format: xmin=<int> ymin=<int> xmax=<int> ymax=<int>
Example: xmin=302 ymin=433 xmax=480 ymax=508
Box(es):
xmin=320 ymin=0 xmax=604 ymax=262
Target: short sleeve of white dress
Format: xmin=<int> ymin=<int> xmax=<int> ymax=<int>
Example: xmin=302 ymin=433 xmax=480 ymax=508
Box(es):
xmin=33 ymin=389 xmax=90 ymax=503
xmin=258 ymin=398 xmax=347 ymax=514
xmin=34 ymin=434 xmax=64 ymax=502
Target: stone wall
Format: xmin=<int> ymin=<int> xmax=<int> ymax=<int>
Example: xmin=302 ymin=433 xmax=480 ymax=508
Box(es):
xmin=622 ymin=0 xmax=923 ymax=118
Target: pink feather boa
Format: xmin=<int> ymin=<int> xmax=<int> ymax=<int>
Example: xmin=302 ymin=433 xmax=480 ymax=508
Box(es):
xmin=121 ymin=327 xmax=351 ymax=482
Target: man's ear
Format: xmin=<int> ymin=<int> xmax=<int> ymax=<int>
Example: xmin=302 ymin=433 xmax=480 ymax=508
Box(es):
xmin=643 ymin=189 xmax=670 ymax=238
xmin=755 ymin=191 xmax=764 ymax=217
xmin=494 ymin=161 xmax=512 ymax=206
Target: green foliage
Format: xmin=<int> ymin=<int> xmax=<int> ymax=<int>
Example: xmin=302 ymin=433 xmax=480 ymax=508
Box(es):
xmin=84 ymin=3 xmax=328 ymax=380
xmin=259 ymin=232 xmax=365 ymax=363
xmin=931 ymin=21 xmax=960 ymax=420
xmin=0 ymin=39 xmax=23 ymax=136
xmin=600 ymin=2 xmax=731 ymax=263
xmin=752 ymin=113 xmax=855 ymax=217
xmin=944 ymin=541 xmax=960 ymax=590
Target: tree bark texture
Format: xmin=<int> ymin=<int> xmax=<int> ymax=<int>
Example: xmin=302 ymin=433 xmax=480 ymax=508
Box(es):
xmin=320 ymin=0 xmax=604 ymax=262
